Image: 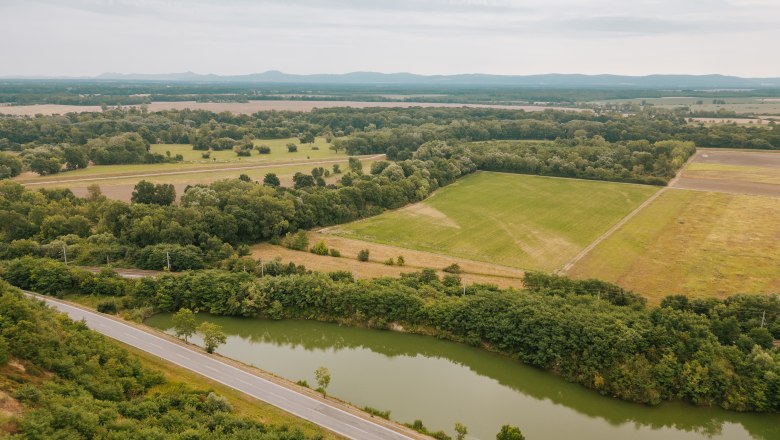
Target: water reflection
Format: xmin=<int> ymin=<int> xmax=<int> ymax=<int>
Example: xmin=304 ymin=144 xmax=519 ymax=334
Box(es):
xmin=146 ymin=314 xmax=779 ymax=440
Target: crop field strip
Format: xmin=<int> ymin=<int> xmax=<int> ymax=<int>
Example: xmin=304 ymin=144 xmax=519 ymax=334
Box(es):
xmin=329 ymin=171 xmax=659 ymax=272
xmin=569 ymin=148 xmax=780 ymax=302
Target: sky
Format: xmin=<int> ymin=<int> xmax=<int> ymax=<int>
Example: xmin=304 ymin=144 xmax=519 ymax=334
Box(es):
xmin=1 ymin=0 xmax=779 ymax=77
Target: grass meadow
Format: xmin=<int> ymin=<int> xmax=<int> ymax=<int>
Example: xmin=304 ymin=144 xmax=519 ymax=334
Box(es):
xmin=331 ymin=171 xmax=658 ymax=272
xmin=569 ymin=189 xmax=780 ymax=303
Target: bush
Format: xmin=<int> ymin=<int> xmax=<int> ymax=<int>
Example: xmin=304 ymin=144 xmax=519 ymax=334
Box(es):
xmin=384 ymin=258 xmax=395 ymax=266
xmin=357 ymin=249 xmax=370 ymax=262
xmin=286 ymin=143 xmax=298 ymax=153
xmin=201 ymin=152 xmax=211 ymax=159
xmin=443 ymin=263 xmax=462 ymax=274
xmin=281 ymin=231 xmax=309 ymax=251
xmin=328 ymin=248 xmax=341 ymax=257
xmin=396 ymin=256 xmax=405 ymax=266
xmin=96 ymin=300 xmax=118 ymax=314
xmin=135 ymin=244 xmax=205 ymax=271
xmin=310 ymin=241 xmax=329 ymax=256
xmin=257 ymin=145 xmax=271 ymax=154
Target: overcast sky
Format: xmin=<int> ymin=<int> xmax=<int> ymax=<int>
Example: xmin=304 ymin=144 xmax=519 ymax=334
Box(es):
xmin=1 ymin=0 xmax=778 ymax=77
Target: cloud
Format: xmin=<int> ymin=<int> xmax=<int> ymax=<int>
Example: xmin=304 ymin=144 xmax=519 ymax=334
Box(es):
xmin=0 ymin=0 xmax=778 ymax=76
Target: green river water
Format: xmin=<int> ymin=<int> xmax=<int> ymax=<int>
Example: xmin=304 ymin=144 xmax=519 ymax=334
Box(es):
xmin=145 ymin=314 xmax=779 ymax=440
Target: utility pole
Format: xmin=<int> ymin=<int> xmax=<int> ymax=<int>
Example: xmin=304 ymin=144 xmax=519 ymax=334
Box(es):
xmin=62 ymin=244 xmax=67 ymax=264
xmin=166 ymin=251 xmax=171 ymax=271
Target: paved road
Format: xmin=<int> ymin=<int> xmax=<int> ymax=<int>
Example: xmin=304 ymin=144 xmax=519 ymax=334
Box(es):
xmin=26 ymin=292 xmax=415 ymax=440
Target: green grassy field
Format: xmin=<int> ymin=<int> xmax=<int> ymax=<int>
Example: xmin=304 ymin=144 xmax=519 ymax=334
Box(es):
xmin=151 ymin=136 xmax=338 ymax=163
xmin=569 ymin=189 xmax=780 ymax=303
xmin=331 ymin=172 xmax=659 ymax=271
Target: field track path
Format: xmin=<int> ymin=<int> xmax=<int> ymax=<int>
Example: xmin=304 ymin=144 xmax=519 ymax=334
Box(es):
xmin=557 ymin=153 xmax=697 ymax=275
xmin=20 ymin=154 xmax=385 ymax=186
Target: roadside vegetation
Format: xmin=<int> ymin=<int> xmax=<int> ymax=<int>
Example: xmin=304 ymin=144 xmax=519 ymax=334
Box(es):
xmin=0 ymin=281 xmax=329 ymax=438
xmin=3 ymin=257 xmax=779 ymax=413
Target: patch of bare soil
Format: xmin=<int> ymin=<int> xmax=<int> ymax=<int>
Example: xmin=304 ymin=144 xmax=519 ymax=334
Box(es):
xmin=672 ymin=149 xmax=780 ymax=197
xmin=400 ymin=204 xmax=460 ymax=228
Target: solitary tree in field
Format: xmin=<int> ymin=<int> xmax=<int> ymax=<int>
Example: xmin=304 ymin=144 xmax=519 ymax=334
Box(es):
xmin=198 ymin=322 xmax=227 ymax=354
xmin=314 ymin=366 xmax=331 ymax=395
xmin=172 ymin=308 xmax=197 ymax=342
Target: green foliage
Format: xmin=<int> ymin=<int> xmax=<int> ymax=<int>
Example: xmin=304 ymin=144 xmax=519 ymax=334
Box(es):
xmin=310 ymin=241 xmax=329 ymax=256
xmin=396 ymin=256 xmax=405 ymax=266
xmin=135 ymin=243 xmax=205 ymax=271
xmin=443 ymin=263 xmax=462 ymax=274
xmin=198 ymin=321 xmax=227 ymax=354
xmin=257 ymin=145 xmax=271 ymax=154
xmin=130 ymin=180 xmax=176 ymax=205
xmin=363 ymin=406 xmax=391 ymax=419
xmin=328 ymin=248 xmax=341 ymax=257
xmin=282 ymin=231 xmax=309 ymax=251
xmin=95 ymin=299 xmax=119 ymax=314
xmin=287 ymin=143 xmax=298 ymax=152
xmin=357 ymin=249 xmax=370 ymax=262
xmin=454 ymin=422 xmax=468 ymax=440
xmin=87 ymin=132 xmax=150 ymax=165
xmin=263 ymin=172 xmax=281 ymax=186
xmin=314 ymin=366 xmax=331 ymax=394
xmin=496 ymin=425 xmax=526 ymax=440
xmin=0 ymin=152 xmax=24 ymax=179
xmin=384 ymin=258 xmax=395 ymax=266
xmin=172 ymin=308 xmax=197 ymax=342
xmin=0 ymin=283 xmax=316 ymax=438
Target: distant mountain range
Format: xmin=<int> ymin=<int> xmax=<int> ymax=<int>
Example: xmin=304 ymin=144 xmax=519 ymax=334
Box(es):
xmin=6 ymin=71 xmax=780 ymax=88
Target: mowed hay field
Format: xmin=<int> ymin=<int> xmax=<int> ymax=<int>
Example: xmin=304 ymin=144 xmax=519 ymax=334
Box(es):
xmin=329 ymin=172 xmax=659 ymax=271
xmin=568 ymin=189 xmax=780 ymax=303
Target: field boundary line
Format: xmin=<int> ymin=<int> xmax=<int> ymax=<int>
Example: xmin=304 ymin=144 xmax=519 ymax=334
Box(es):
xmin=557 ymin=152 xmax=698 ymax=275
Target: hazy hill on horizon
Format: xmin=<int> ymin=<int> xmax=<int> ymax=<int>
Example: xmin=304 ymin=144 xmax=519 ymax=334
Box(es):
xmin=5 ymin=71 xmax=780 ymax=88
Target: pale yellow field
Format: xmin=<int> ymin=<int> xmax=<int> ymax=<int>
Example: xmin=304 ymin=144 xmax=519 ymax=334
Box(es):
xmin=569 ymin=189 xmax=780 ymax=303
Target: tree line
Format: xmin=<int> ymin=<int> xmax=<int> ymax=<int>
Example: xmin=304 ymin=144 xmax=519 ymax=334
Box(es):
xmin=2 ymin=257 xmax=778 ymax=413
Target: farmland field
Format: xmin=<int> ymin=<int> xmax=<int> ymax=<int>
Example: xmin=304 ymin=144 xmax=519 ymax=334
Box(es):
xmin=328 ymin=172 xmax=659 ymax=271
xmin=568 ymin=189 xmax=780 ymax=303
xmin=593 ymin=96 xmax=780 ymax=115
xmin=151 ymin=136 xmax=338 ymax=162
xmin=0 ymin=100 xmax=584 ymax=116
xmin=671 ymin=149 xmax=780 ymax=196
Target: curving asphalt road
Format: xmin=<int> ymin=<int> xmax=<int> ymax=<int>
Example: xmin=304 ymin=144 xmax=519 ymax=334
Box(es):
xmin=26 ymin=292 xmax=416 ymax=440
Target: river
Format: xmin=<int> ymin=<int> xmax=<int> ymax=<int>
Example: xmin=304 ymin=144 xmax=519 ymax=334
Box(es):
xmin=145 ymin=314 xmax=780 ymax=440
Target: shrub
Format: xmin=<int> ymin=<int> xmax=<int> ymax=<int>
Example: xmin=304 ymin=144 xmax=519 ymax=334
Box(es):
xmin=201 ymin=151 xmax=211 ymax=159
xmin=443 ymin=263 xmax=462 ymax=274
xmin=296 ymin=380 xmax=310 ymax=388
xmin=396 ymin=256 xmax=405 ymax=266
xmin=310 ymin=241 xmax=329 ymax=256
xmin=328 ymin=248 xmax=341 ymax=257
xmin=357 ymin=249 xmax=370 ymax=262
xmin=281 ymin=231 xmax=309 ymax=251
xmin=96 ymin=300 xmax=118 ymax=314
xmin=257 ymin=145 xmax=271 ymax=154
xmin=384 ymin=258 xmax=395 ymax=266
xmin=286 ymin=143 xmax=298 ymax=152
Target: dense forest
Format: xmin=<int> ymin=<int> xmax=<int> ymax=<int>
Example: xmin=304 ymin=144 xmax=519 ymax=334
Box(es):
xmin=0 ymin=105 xmax=777 ymax=178
xmin=0 ymin=281 xmax=320 ymax=438
xmin=2 ymin=258 xmax=778 ymax=413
